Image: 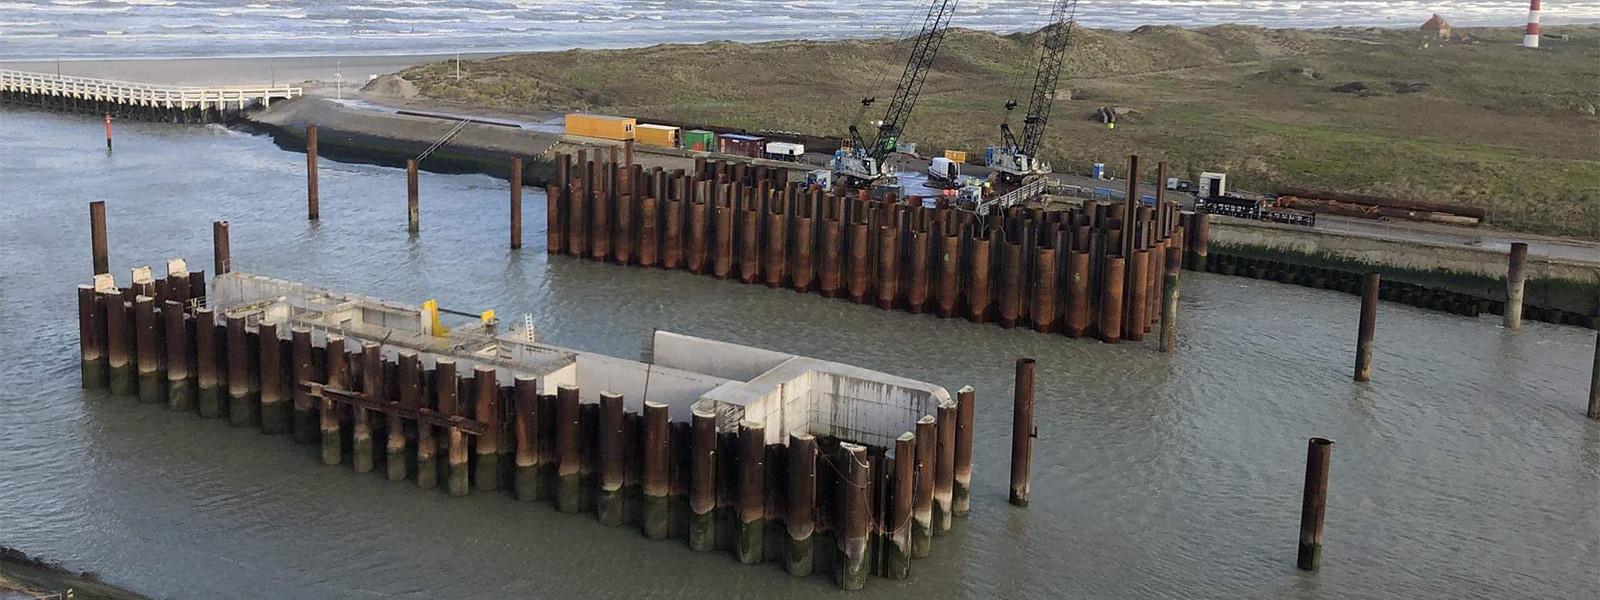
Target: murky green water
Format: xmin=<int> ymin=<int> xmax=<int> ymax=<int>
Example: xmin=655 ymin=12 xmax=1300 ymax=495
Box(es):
xmin=1 ymin=108 xmax=1596 ymax=599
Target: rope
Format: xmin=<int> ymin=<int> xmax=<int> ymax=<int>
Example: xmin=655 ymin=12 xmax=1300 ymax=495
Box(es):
xmin=415 ymin=116 xmax=472 ymax=164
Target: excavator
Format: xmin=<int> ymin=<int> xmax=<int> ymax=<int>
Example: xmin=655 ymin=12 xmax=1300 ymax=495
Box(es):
xmin=828 ymin=0 xmax=961 ymax=192
xmin=987 ymin=0 xmax=1077 ymax=184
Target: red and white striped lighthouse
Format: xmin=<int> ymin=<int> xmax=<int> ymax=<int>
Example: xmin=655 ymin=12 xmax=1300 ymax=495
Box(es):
xmin=1523 ymin=0 xmax=1542 ymax=48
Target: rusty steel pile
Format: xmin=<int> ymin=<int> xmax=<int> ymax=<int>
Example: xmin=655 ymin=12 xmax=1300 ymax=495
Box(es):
xmin=74 ymin=251 xmax=987 ymax=591
xmin=544 ymin=151 xmax=1204 ymax=343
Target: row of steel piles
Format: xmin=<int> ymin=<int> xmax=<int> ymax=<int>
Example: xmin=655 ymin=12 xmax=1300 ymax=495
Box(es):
xmin=545 ymin=152 xmax=1191 ymax=344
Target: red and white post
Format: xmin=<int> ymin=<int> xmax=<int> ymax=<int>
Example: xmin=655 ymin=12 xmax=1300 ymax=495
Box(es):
xmin=1523 ymin=0 xmax=1542 ymax=49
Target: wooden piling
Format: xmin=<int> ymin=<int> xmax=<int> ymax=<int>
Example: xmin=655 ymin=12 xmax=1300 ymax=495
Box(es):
xmin=1587 ymin=332 xmax=1599 ymax=420
xmin=394 ymin=351 xmax=421 ymax=483
xmin=1032 ymin=247 xmax=1058 ymax=333
xmin=1099 ymin=256 xmax=1125 ymax=343
xmin=212 ymin=220 xmax=230 ymax=275
xmin=847 ymin=223 xmax=870 ymax=304
xmin=911 ymin=415 xmax=935 ymax=558
xmin=289 ymin=327 xmax=315 ymax=443
xmin=886 ymin=432 xmax=915 ymax=580
xmin=164 ymin=300 xmax=194 ymax=411
xmin=547 ymin=185 xmax=566 ymax=254
xmin=438 ymin=358 xmax=468 ymax=495
xmin=194 ymin=308 xmax=220 ymax=418
xmin=406 ymin=159 xmax=420 ymax=234
xmin=934 ymin=403 xmax=956 ymax=534
xmin=509 ymin=157 xmax=523 ymax=249
xmin=639 ymin=196 xmax=659 ymax=267
xmin=473 ymin=365 xmax=500 ymax=491
xmin=875 ymin=226 xmax=899 ymax=309
xmin=967 ymin=236 xmax=993 ymax=323
xmin=785 ymin=433 xmax=817 ymax=576
xmin=556 ymin=384 xmax=583 ymax=512
xmin=1297 ymin=437 xmax=1334 ymax=571
xmin=641 ymin=401 xmax=671 ymax=539
xmin=953 ymin=386 xmax=975 ymax=516
xmin=819 ymin=218 xmax=843 ymax=298
xmin=907 ymin=231 xmax=930 ymax=313
xmin=306 ymin=124 xmax=319 ymax=220
xmin=835 ymin=442 xmax=869 ymax=591
xmin=1160 ymin=247 xmax=1183 ymax=353
xmin=89 ymin=201 xmax=109 ymax=275
xmin=134 ymin=295 xmax=165 ymax=404
xmin=258 ymin=320 xmax=288 ymax=435
xmin=937 ymin=233 xmax=960 ymax=318
xmin=792 ymin=216 xmax=817 ymax=293
xmin=688 ymin=408 xmax=718 ymax=551
xmin=1010 ymin=358 xmax=1035 ymax=507
xmin=1189 ymin=212 xmax=1210 ymax=271
xmin=740 ymin=208 xmax=762 ymax=284
xmin=736 ymin=421 xmax=766 ymax=564
xmin=513 ymin=375 xmax=539 ymax=500
xmin=998 ymin=241 xmax=1022 ymax=328
xmin=354 ymin=341 xmax=380 ymax=473
xmin=321 ymin=334 xmax=347 ymax=465
xmin=685 ymin=200 xmax=704 ymax=273
xmin=712 ymin=203 xmax=734 ymax=278
xmin=1355 ymin=272 xmax=1380 ymax=382
xmin=765 ymin=210 xmax=788 ymax=288
xmin=598 ymin=391 xmax=627 ymax=525
xmin=1505 ymin=242 xmax=1528 ymax=330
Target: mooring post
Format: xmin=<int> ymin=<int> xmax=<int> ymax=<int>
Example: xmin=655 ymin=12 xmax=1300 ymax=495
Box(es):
xmin=911 ymin=415 xmax=935 ymax=557
xmin=78 ymin=285 xmax=106 ymax=388
xmin=290 ymin=327 xmax=315 ymax=444
xmin=1355 ymin=272 xmax=1380 ymax=382
xmin=556 ymin=384 xmax=583 ymax=512
xmin=1505 ymin=242 xmax=1528 ymax=330
xmin=886 ymin=432 xmax=915 ymax=580
xmin=509 ymin=157 xmax=523 ymax=249
xmin=953 ymin=386 xmax=975 ymax=516
xmin=597 ymin=391 xmax=627 ymax=525
xmin=514 ymin=375 xmax=540 ymax=501
xmin=438 ymin=359 xmax=468 ymax=495
xmin=736 ymin=421 xmax=767 ymax=564
xmin=321 ymin=334 xmax=347 ymax=465
xmin=1587 ymin=331 xmax=1599 ymax=420
xmin=89 ymin=201 xmax=109 ymax=275
xmin=1160 ymin=247 xmax=1183 ymax=353
xmin=641 ymin=401 xmax=671 ymax=538
xmin=1010 ymin=358 xmax=1035 ymax=507
xmin=688 ymin=408 xmax=718 ymax=550
xmin=212 ymin=220 xmax=230 ymax=275
xmin=353 ymin=341 xmax=380 ymax=474
xmin=934 ymin=403 xmax=956 ymax=535
xmin=306 ymin=124 xmax=319 ymax=220
xmin=194 ymin=308 xmax=220 ymax=418
xmin=1297 ymin=437 xmax=1334 ymax=571
xmin=258 ymin=320 xmax=288 ymax=435
xmin=472 ymin=365 xmax=500 ymax=491
xmin=836 ymin=442 xmax=870 ymax=591
xmin=784 ymin=432 xmax=816 ymax=575
xmin=164 ymin=300 xmax=194 ymax=411
xmin=406 ymin=159 xmax=420 ymax=234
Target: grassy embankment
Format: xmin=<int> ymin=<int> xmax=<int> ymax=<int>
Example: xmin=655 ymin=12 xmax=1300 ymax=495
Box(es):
xmin=400 ymin=25 xmax=1600 ymax=239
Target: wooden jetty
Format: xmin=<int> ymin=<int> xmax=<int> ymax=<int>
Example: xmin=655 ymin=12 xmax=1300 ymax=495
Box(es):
xmin=0 ymin=69 xmax=301 ymax=123
xmin=76 ymin=259 xmax=981 ymax=589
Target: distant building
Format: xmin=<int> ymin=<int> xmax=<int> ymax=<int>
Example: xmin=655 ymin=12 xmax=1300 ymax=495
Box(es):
xmin=1420 ymin=13 xmax=1452 ymax=39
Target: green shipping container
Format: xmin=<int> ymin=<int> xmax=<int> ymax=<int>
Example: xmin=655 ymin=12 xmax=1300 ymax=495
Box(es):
xmin=683 ymin=130 xmax=716 ymax=152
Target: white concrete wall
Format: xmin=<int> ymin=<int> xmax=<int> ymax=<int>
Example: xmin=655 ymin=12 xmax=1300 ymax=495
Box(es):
xmin=649 ymin=330 xmax=794 ymax=381
xmin=572 ymin=351 xmax=730 ymax=420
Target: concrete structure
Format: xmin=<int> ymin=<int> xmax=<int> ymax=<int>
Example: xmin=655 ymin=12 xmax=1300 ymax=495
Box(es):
xmin=0 ymin=69 xmax=300 ymax=122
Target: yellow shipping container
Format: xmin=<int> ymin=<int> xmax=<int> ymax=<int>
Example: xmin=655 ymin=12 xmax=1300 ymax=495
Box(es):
xmin=944 ymin=149 xmax=967 ymax=164
xmin=565 ymin=113 xmax=636 ymax=141
xmin=635 ymin=123 xmax=680 ymax=148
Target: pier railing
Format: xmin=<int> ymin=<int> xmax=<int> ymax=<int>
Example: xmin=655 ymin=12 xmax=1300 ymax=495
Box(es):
xmin=0 ymin=68 xmax=302 ymax=109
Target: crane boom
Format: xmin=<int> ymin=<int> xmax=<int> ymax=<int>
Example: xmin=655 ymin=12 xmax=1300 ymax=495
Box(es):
xmin=988 ymin=0 xmax=1077 ymax=182
xmin=872 ymin=0 xmax=960 ymax=159
xmin=1018 ymin=0 xmax=1076 ymax=156
xmin=833 ymin=0 xmax=961 ymax=187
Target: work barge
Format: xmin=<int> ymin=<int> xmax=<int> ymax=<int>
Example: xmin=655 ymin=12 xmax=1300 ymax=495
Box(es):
xmin=74 ymin=259 xmax=981 ymax=590
xmin=542 ymin=150 xmax=1199 ymax=342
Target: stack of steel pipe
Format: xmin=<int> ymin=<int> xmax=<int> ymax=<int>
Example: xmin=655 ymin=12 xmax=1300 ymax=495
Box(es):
xmin=546 ymin=152 xmax=1187 ymax=345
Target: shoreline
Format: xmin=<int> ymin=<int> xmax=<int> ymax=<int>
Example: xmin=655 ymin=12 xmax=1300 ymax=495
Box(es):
xmin=0 ymin=547 xmax=150 ymax=600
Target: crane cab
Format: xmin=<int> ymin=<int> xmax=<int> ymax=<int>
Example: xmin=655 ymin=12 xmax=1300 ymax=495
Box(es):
xmin=986 ymin=146 xmax=1052 ymax=182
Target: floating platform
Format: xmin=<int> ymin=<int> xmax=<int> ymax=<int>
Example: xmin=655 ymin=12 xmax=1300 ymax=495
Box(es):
xmin=76 ymin=265 xmax=978 ymax=590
